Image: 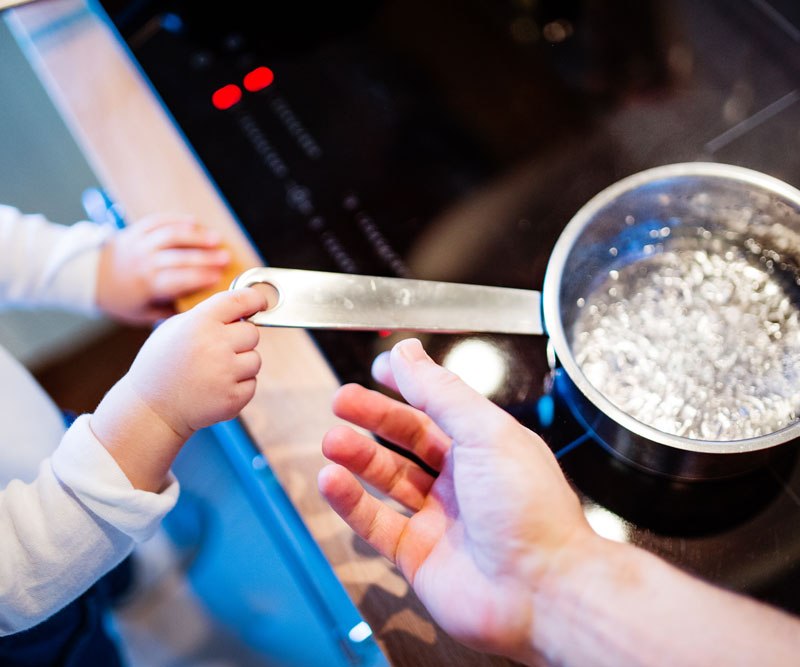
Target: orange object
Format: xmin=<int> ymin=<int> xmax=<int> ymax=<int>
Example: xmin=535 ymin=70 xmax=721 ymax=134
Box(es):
xmin=175 ymin=248 xmax=251 ymax=312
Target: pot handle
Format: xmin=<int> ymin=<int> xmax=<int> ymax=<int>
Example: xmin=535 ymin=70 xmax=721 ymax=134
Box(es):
xmin=230 ymin=267 xmax=544 ymax=335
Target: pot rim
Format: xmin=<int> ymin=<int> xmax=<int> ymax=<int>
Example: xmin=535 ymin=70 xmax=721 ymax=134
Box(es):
xmin=542 ymin=161 xmax=800 ymax=455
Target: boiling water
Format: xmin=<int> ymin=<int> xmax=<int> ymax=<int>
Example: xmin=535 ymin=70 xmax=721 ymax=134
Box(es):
xmin=572 ymin=240 xmax=800 ymax=441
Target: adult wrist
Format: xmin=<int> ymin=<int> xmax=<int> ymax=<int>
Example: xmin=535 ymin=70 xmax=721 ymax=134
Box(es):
xmin=527 ymin=529 xmax=629 ymax=665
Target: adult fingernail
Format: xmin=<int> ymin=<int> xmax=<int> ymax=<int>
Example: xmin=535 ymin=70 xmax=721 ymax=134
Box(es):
xmin=395 ymin=338 xmax=427 ymax=363
xmin=371 ymin=351 xmax=391 ymax=380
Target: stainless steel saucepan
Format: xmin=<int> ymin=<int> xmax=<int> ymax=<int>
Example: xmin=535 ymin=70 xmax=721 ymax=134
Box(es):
xmin=230 ymin=162 xmax=800 ymax=480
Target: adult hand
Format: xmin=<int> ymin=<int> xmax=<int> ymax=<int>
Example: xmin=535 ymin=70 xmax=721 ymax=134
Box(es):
xmin=91 ymin=288 xmax=266 ymax=491
xmin=95 ymin=214 xmax=230 ymax=324
xmin=318 ymin=338 xmax=594 ymax=663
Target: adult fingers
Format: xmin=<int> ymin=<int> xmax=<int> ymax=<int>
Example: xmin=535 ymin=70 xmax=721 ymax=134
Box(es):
xmin=318 ymin=463 xmax=409 ymax=563
xmin=387 ymin=338 xmax=521 ymax=453
xmin=371 ymin=350 xmax=400 ymax=393
xmin=195 ymin=287 xmax=268 ymax=322
xmin=322 ymin=424 xmax=435 ymax=511
xmin=332 ymin=383 xmax=449 ymax=473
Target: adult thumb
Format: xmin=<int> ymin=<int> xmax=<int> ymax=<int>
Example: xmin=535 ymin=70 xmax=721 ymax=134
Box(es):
xmin=384 ymin=338 xmax=517 ymax=451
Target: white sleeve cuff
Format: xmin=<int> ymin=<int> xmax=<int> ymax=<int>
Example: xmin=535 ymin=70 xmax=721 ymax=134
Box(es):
xmin=0 ymin=206 xmax=113 ymax=313
xmin=50 ymin=414 xmax=179 ymax=542
xmin=39 ymin=221 xmax=113 ymax=315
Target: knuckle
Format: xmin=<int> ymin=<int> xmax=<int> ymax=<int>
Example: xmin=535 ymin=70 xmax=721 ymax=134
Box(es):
xmin=431 ymin=366 xmax=465 ymax=396
xmin=249 ymin=352 xmax=262 ymax=375
xmin=236 ymin=379 xmax=257 ymax=404
xmin=246 ymin=323 xmax=261 ymax=346
xmin=484 ymin=409 xmax=519 ymax=442
xmin=222 ymin=289 xmax=248 ymax=312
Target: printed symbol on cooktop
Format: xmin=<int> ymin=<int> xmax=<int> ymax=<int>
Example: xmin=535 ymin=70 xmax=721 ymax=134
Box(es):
xmin=355 ymin=212 xmax=409 ymax=277
xmin=286 ymin=184 xmax=314 ymax=215
xmin=270 ymin=96 xmax=322 ymax=159
xmin=236 ymin=112 xmax=288 ymax=178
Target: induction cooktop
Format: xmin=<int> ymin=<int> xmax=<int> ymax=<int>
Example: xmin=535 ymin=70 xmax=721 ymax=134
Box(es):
xmin=97 ymin=0 xmax=800 ymax=615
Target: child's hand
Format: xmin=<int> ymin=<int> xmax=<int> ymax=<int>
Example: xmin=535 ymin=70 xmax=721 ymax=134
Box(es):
xmin=90 ymin=288 xmax=267 ymax=491
xmin=126 ymin=288 xmax=267 ymax=436
xmin=95 ymin=214 xmax=231 ymax=324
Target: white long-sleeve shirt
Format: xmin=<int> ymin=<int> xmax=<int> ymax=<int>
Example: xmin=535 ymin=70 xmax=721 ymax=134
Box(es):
xmin=0 ymin=205 xmax=179 ymax=634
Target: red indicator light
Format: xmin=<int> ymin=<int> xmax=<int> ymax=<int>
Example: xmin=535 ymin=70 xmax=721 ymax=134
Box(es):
xmin=243 ymin=66 xmax=274 ymax=92
xmin=212 ymin=84 xmax=242 ymax=110
xmin=378 ymin=330 xmax=392 ymax=338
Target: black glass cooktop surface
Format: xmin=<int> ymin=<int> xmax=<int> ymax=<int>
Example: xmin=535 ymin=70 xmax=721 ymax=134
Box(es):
xmin=97 ymin=0 xmax=800 ymax=615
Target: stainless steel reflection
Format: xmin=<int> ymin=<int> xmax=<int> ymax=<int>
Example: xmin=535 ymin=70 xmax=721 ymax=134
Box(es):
xmin=233 ymin=267 xmax=543 ymax=334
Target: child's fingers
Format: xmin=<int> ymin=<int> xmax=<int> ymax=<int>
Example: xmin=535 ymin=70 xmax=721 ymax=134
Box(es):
xmin=131 ymin=213 xmax=195 ymax=232
xmin=234 ymin=378 xmax=257 ymax=405
xmin=151 ymin=267 xmax=224 ymax=299
xmin=152 ymin=248 xmax=230 ymax=270
xmin=140 ymin=218 xmax=223 ymax=250
xmin=226 ymin=321 xmax=260 ymax=353
xmin=141 ymin=304 xmax=177 ymax=322
xmin=200 ymin=288 xmax=268 ymax=322
xmin=233 ymin=350 xmax=262 ymax=381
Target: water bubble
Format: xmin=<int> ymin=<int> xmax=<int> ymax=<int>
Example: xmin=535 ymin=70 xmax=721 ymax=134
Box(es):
xmin=572 ymin=238 xmax=800 ymax=441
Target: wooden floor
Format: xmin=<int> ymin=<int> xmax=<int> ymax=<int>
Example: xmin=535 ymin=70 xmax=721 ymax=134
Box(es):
xmin=34 ymin=324 xmax=151 ymax=414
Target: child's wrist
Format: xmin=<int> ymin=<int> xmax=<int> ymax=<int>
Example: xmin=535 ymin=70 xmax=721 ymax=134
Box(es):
xmin=90 ymin=375 xmax=190 ymax=492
